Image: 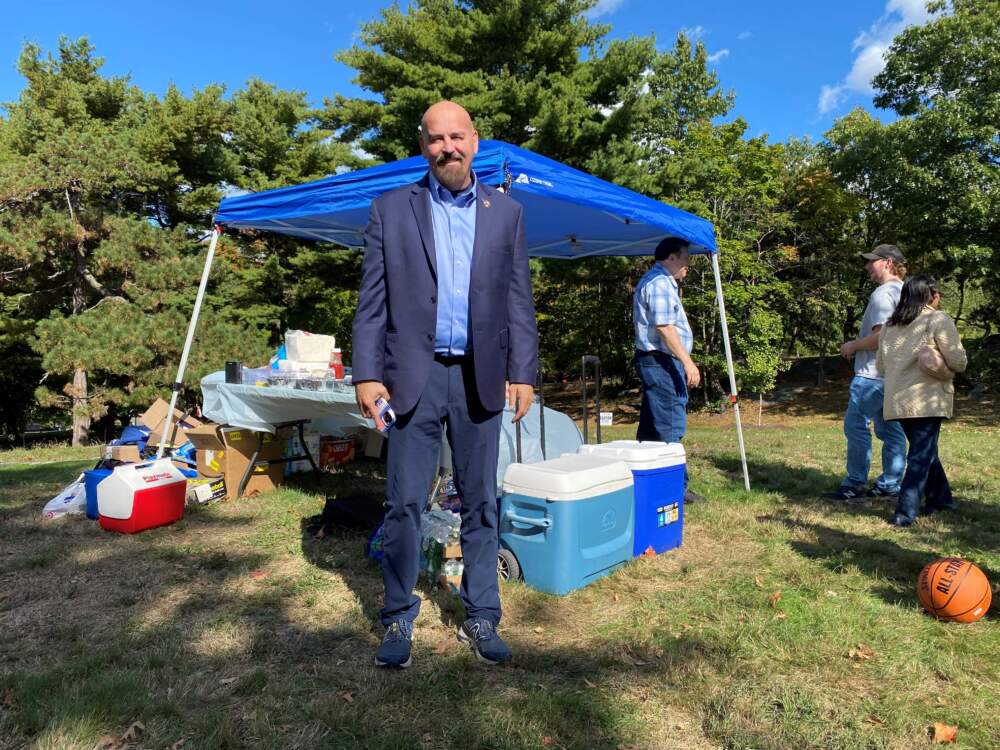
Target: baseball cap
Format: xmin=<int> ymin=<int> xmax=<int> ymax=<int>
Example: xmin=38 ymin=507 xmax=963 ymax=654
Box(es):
xmin=860 ymin=244 xmax=906 ymax=264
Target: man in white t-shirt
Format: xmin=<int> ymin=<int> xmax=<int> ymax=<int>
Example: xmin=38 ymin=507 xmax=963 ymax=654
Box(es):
xmin=824 ymin=244 xmax=908 ymax=502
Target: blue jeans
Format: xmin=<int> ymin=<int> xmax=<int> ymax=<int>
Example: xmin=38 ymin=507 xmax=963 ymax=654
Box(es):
xmin=635 ymin=350 xmax=688 ymax=486
xmin=381 ymin=356 xmax=502 ymax=627
xmin=842 ymin=376 xmax=906 ymax=492
xmin=894 ymin=417 xmax=953 ymax=523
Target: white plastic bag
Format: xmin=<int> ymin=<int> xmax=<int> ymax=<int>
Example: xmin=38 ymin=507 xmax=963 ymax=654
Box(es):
xmin=42 ymin=474 xmax=86 ymax=519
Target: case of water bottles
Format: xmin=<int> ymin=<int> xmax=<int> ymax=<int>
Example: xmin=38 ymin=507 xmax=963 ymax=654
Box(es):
xmin=419 ymin=509 xmax=464 ymax=592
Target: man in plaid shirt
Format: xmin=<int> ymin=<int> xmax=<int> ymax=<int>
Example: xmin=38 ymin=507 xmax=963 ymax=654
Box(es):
xmin=633 ymin=237 xmax=705 ymax=503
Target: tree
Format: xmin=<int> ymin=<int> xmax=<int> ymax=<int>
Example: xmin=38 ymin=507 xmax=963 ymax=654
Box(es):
xmin=224 ymin=78 xmax=367 ymax=364
xmin=588 ymin=35 xmax=791 ymax=400
xmin=871 ymin=0 xmax=1000 ymax=382
xmin=665 ymin=120 xmax=792 ymax=399
xmin=777 ymin=140 xmax=869 ymax=377
xmin=324 ymin=0 xmax=653 ymax=166
xmin=229 ymin=78 xmax=361 ymax=192
xmin=0 ymin=39 xmax=273 ymax=443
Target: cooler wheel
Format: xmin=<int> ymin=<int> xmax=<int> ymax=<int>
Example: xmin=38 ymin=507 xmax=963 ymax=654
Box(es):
xmin=497 ymin=548 xmax=522 ymax=581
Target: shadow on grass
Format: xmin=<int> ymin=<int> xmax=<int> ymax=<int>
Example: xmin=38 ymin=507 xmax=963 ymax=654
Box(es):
xmin=705 ymin=451 xmax=999 ymax=614
xmin=759 ymin=511 xmax=999 ymax=614
xmin=295 ymin=458 xmax=473 ymax=630
xmin=1 ymin=457 xmax=730 ymax=749
xmin=705 ymin=452 xmax=847 ymax=503
xmin=708 ymin=452 xmax=1000 ymax=543
xmin=0 ymin=459 xmax=97 ymax=515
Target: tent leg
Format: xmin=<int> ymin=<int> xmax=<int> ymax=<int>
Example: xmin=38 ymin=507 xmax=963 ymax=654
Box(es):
xmin=710 ymin=253 xmax=751 ymax=492
xmin=157 ymin=226 xmax=222 ymax=459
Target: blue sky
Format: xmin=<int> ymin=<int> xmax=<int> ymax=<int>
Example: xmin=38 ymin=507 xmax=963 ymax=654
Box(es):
xmin=1 ymin=0 xmax=933 ymax=144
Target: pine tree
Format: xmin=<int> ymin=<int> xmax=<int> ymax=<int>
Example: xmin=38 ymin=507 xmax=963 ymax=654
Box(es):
xmin=324 ymin=0 xmax=652 ymax=166
xmin=0 ymin=39 xmax=271 ymax=443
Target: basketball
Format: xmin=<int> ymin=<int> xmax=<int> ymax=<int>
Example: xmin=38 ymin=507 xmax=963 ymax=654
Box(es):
xmin=917 ymin=558 xmax=992 ymax=623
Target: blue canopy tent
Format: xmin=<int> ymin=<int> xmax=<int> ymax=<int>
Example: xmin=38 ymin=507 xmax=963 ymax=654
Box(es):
xmin=161 ymin=140 xmax=749 ymax=489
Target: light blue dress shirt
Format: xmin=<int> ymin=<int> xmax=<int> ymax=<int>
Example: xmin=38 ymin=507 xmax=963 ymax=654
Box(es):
xmin=428 ymin=170 xmax=478 ymax=355
xmin=633 ymin=263 xmax=693 ymax=355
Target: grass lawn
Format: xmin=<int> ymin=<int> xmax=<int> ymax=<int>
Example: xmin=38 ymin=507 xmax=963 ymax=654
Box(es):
xmin=1 ymin=402 xmax=998 ymax=749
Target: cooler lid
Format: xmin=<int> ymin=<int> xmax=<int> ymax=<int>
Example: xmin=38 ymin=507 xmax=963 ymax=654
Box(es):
xmin=578 ymin=440 xmax=685 ymax=468
xmin=502 ymin=454 xmax=633 ymax=501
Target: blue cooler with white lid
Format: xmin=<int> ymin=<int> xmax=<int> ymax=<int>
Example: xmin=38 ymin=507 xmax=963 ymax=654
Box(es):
xmin=500 ymin=454 xmax=634 ymax=595
xmin=578 ymin=440 xmax=685 ymax=556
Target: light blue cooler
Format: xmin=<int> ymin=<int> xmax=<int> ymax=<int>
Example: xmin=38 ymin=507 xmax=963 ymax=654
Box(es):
xmin=500 ymin=454 xmax=634 ymax=595
xmin=579 ymin=441 xmax=685 ymax=556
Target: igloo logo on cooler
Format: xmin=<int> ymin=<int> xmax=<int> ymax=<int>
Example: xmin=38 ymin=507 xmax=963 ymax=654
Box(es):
xmin=142 ymin=472 xmax=173 ymax=484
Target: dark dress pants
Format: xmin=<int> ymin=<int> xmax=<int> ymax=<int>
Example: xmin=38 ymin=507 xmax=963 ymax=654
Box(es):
xmin=894 ymin=416 xmax=953 ymax=523
xmin=380 ymin=355 xmax=502 ymax=626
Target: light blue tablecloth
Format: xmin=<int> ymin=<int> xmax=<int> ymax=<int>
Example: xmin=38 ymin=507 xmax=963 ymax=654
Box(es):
xmin=200 ymin=370 xmax=583 ymax=485
xmin=201 ymin=370 xmax=366 ymax=433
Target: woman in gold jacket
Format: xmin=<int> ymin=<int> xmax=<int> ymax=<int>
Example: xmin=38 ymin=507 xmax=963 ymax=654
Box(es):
xmin=876 ymin=275 xmax=967 ymax=527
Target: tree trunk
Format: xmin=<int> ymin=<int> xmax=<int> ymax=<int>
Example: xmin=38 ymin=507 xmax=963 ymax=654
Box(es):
xmin=71 ymin=367 xmax=89 ymax=447
xmin=956 ymin=276 xmax=966 ymax=323
xmin=70 ymin=221 xmax=90 ymax=447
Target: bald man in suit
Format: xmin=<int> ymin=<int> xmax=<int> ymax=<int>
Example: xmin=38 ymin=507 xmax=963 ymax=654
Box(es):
xmin=353 ymin=101 xmax=538 ymax=668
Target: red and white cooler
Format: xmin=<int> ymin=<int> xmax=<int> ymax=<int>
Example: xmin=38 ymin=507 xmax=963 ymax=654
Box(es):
xmin=97 ymin=459 xmax=187 ymax=534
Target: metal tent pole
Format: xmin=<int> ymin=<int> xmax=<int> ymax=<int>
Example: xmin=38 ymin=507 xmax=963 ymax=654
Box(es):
xmin=157 ymin=226 xmax=222 ymax=459
xmin=710 ymin=252 xmax=751 ymax=492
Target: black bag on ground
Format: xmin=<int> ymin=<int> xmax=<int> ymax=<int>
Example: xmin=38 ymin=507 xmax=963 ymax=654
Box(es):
xmin=307 ymin=494 xmax=387 ymax=536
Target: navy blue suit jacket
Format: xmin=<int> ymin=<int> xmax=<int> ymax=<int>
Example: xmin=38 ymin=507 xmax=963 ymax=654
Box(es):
xmin=352 ymin=174 xmax=539 ymax=415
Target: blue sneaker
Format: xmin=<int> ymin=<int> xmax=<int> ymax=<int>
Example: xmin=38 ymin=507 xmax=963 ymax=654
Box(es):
xmin=375 ymin=620 xmax=413 ymax=668
xmin=822 ymin=486 xmax=865 ymax=502
xmin=458 ymin=618 xmax=512 ymax=665
xmin=866 ymin=486 xmax=899 ymax=500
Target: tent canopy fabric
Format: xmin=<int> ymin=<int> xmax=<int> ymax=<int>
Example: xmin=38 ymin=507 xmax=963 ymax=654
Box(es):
xmin=214 ymin=139 xmax=717 ymax=256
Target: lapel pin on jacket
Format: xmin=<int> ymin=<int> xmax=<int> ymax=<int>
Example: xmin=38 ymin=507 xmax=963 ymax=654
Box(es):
xmin=482 ymin=199 xmax=491 ymax=208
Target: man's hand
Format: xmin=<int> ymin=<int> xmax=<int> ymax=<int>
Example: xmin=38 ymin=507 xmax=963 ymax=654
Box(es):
xmin=682 ymin=360 xmax=701 ymax=388
xmin=839 ymin=341 xmax=856 ymax=360
xmin=355 ymin=380 xmax=391 ymax=429
xmin=506 ymin=382 xmax=534 ymax=423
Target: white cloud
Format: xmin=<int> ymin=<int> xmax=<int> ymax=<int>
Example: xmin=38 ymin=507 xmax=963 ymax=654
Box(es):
xmin=817 ymin=0 xmax=937 ymax=115
xmin=818 ymin=84 xmax=848 ymax=115
xmin=586 ymin=0 xmax=627 ymax=18
xmin=844 ymin=43 xmax=888 ymax=93
xmin=680 ymin=25 xmax=707 ymax=40
xmin=736 ymin=30 xmax=752 ymax=40
xmin=707 ymin=48 xmax=730 ymax=63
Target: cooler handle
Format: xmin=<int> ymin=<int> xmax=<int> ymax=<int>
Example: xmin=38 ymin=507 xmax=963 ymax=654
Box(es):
xmin=131 ymin=458 xmax=174 ymax=470
xmin=505 ymin=510 xmax=552 ymax=528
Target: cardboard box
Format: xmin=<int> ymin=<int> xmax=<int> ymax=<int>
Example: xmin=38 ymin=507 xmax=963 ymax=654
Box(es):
xmin=186 ymin=476 xmax=227 ymax=504
xmin=185 ymin=423 xmax=290 ymax=500
xmin=286 ymin=430 xmax=322 ymax=474
xmin=141 ymin=398 xmax=203 ymax=450
xmin=109 ymin=445 xmax=142 ymax=463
